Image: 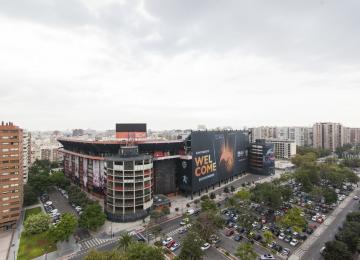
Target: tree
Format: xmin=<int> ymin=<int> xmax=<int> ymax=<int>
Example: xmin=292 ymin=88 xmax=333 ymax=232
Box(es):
xmin=24 ymin=213 xmax=51 ymax=235
xmin=126 ymin=242 xmax=165 ymax=260
xmin=309 ymin=186 xmax=323 ymax=202
xmin=230 ymin=186 xmax=236 ymax=192
xmin=346 ymin=212 xmax=360 ymax=223
xmin=335 ymin=221 xmax=360 ymax=253
xmin=225 ymin=197 xmax=237 ymax=209
xmin=200 ymin=195 xmax=209 ymax=201
xmin=23 ymin=184 xmax=38 ymax=206
xmin=201 ymin=199 xmax=217 ymax=212
xmin=117 ymin=233 xmax=134 ymax=252
xmin=323 ymin=240 xmax=352 ymax=260
xmin=279 ymin=207 xmax=307 ymax=232
xmin=193 ymin=211 xmax=224 ymax=241
xmin=235 ymin=242 xmax=257 ymax=260
xmin=235 ymin=189 xmax=251 ymax=202
xmin=279 ymin=185 xmax=293 ymax=201
xmin=224 ymin=186 xmax=230 ymax=193
xmin=209 ymin=192 xmax=216 ymax=200
xmin=79 ymin=203 xmax=106 ymax=231
xmin=178 ymin=231 xmax=204 ymax=260
xmin=251 ymin=183 xmax=282 ymax=210
xmin=322 ymin=188 xmax=337 ymax=204
xmin=291 ymin=152 xmax=317 ymax=167
xmin=50 ymin=171 xmax=70 ymax=189
xmin=48 ymin=213 xmax=77 ymax=242
xmin=263 ymin=230 xmax=274 ymax=245
xmin=161 ymin=206 xmax=170 ymax=215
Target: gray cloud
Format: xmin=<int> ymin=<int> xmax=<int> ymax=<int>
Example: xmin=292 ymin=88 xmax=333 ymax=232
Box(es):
xmin=0 ymin=0 xmax=360 ymax=130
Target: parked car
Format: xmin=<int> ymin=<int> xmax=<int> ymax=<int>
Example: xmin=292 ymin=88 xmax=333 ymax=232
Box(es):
xmin=225 ymin=229 xmax=234 ymax=236
xmin=166 ymin=240 xmax=176 ymax=249
xmin=260 ymin=254 xmax=276 ymax=260
xmin=162 ymin=237 xmax=173 ymax=246
xmin=170 ymin=242 xmax=180 ymax=251
xmin=284 ymin=236 xmax=292 ymax=243
xmin=278 ymin=233 xmax=285 ymax=240
xmin=281 ymin=248 xmax=290 ymax=256
xmin=178 ymin=228 xmax=187 ymax=234
xmin=201 ymin=243 xmax=211 ymax=251
xmin=233 ymin=234 xmax=243 ymax=242
xmin=290 ymin=239 xmax=299 ymax=246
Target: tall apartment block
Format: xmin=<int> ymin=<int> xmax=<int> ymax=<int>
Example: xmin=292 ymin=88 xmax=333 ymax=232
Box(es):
xmin=0 ymin=122 xmax=23 ymax=231
xmin=23 ymin=131 xmax=31 ymax=183
xmin=313 ymin=122 xmax=344 ymax=152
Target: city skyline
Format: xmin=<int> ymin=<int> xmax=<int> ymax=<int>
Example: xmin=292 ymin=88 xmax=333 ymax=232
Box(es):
xmin=1 ymin=0 xmax=360 ymax=130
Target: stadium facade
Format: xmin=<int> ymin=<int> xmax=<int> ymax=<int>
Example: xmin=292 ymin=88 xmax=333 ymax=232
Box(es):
xmin=58 ymin=124 xmax=274 ymax=222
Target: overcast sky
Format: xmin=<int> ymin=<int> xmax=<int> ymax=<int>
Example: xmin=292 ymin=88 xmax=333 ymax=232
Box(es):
xmin=1 ymin=0 xmax=360 ymax=131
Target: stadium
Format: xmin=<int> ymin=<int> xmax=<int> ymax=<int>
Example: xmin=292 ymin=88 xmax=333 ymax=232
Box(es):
xmin=58 ymin=123 xmax=275 ymax=222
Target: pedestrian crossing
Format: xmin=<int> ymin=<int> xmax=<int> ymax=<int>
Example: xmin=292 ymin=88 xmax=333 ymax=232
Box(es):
xmin=79 ymin=237 xmax=114 ymax=251
xmin=165 ymin=224 xmax=192 ymax=237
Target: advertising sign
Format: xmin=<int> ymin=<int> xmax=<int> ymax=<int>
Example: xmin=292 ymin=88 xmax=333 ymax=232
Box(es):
xmin=189 ymin=131 xmax=249 ymax=190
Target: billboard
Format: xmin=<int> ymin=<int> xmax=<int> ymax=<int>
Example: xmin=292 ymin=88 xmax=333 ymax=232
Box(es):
xmin=115 ymin=123 xmax=147 ymax=139
xmin=263 ymin=144 xmax=275 ymax=173
xmin=185 ymin=131 xmax=249 ymax=191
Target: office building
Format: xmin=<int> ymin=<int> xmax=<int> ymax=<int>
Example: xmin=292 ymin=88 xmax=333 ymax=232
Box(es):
xmin=0 ymin=122 xmax=23 ymax=231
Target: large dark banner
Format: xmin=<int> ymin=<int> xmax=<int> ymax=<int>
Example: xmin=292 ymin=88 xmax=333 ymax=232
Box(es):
xmin=263 ymin=143 xmax=275 ymax=173
xmin=189 ymin=131 xmax=249 ymax=191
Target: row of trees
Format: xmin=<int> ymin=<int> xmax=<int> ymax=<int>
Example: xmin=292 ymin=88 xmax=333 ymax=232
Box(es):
xmin=322 ymin=211 xmax=360 ymax=259
xmin=85 ymin=233 xmax=165 ymax=260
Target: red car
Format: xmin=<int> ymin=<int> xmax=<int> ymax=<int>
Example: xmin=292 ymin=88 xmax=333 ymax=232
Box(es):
xmin=225 ymin=229 xmax=234 ymax=236
xmin=167 ymin=240 xmax=176 ymax=249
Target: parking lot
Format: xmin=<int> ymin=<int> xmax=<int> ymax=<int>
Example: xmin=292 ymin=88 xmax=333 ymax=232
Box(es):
xmin=219 ymin=177 xmax=357 ymax=259
xmin=40 ymin=186 xmax=82 ymax=227
xmin=48 ymin=187 xmax=78 ymax=217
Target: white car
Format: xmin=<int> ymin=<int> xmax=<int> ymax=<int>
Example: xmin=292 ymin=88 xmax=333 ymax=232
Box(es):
xmin=354 ymin=196 xmax=359 ymax=200
xmin=162 ymin=237 xmax=173 ymax=246
xmin=260 ymin=254 xmax=276 ymax=260
xmin=45 ymin=201 xmax=53 ymax=206
xmin=278 ymin=233 xmax=285 ymax=240
xmin=186 ymin=208 xmax=195 ymax=215
xmin=290 ymin=239 xmax=299 ymax=246
xmin=311 ymin=216 xmax=317 ymax=222
xmin=170 ymin=242 xmax=180 ymax=251
xmin=201 ymin=243 xmax=211 ymax=251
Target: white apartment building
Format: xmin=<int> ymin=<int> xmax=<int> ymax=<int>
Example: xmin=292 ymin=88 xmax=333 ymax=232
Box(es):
xmin=267 ymin=139 xmax=297 ymax=159
xmin=251 ymin=126 xmax=312 ymax=147
xmin=313 ymin=122 xmax=344 ymax=152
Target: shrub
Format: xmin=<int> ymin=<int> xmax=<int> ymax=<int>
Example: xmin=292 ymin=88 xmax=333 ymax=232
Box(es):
xmin=200 ymin=195 xmax=209 ymax=201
